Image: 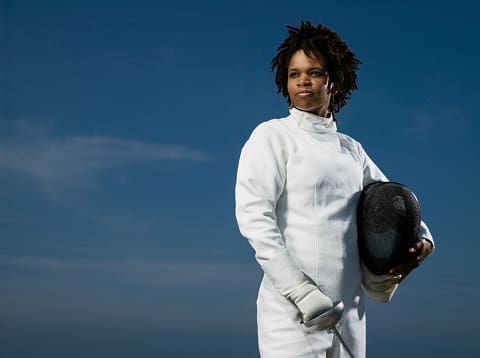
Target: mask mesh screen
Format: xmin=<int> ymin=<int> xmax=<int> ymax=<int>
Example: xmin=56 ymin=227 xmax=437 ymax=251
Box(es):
xmin=357 ymin=182 xmax=421 ymax=274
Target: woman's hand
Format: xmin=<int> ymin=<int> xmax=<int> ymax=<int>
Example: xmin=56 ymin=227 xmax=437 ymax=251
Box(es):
xmin=389 ymin=238 xmax=433 ymax=281
xmin=289 ymin=281 xmax=333 ymax=326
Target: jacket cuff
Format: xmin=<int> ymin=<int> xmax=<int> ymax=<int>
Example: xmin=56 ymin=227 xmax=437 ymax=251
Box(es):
xmin=362 ymin=281 xmax=398 ymax=303
xmin=361 ymin=261 xmax=399 ymax=303
xmin=419 ymin=220 xmax=434 ymax=251
xmin=261 ymin=249 xmax=306 ymax=297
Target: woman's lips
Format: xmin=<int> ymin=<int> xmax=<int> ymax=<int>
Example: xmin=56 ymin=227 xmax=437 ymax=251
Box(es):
xmin=297 ymin=91 xmax=313 ymax=97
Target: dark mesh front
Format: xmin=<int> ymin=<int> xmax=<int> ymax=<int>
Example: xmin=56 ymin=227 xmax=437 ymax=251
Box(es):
xmin=357 ymin=182 xmax=421 ymax=274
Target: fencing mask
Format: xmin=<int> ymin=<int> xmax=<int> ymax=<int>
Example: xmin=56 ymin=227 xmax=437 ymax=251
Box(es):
xmin=357 ymin=181 xmax=421 ymax=275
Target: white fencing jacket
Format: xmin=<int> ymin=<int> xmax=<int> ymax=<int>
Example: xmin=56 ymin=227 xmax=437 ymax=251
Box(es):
xmin=235 ymin=108 xmax=433 ymax=357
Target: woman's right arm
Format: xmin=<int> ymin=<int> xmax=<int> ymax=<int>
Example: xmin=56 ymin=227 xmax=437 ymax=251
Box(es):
xmin=235 ymin=123 xmax=289 ymax=268
xmin=235 ymin=123 xmax=332 ymax=323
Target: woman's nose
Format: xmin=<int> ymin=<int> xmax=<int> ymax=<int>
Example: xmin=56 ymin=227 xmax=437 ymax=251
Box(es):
xmin=298 ymin=74 xmax=311 ymax=86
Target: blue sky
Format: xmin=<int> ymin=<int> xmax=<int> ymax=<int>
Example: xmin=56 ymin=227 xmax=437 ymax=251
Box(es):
xmin=1 ymin=0 xmax=479 ymax=357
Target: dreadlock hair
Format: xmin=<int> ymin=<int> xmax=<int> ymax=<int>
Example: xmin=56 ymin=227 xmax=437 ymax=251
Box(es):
xmin=272 ymin=20 xmax=362 ymax=115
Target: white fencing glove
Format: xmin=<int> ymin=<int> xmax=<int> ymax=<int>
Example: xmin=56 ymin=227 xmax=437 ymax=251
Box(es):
xmin=261 ymin=249 xmax=333 ymax=323
xmin=361 ymin=261 xmax=400 ymax=303
xmin=287 ymin=281 xmax=333 ymax=323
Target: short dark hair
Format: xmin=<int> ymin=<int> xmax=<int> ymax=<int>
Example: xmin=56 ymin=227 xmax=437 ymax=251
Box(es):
xmin=271 ymin=20 xmax=361 ymax=114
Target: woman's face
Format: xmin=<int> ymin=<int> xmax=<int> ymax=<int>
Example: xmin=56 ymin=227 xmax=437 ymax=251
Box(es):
xmin=287 ymin=50 xmax=334 ymax=117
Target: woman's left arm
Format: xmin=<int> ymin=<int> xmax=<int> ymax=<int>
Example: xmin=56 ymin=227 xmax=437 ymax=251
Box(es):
xmin=359 ymin=141 xmax=435 ymax=249
xmin=358 ymin=142 xmax=435 ymax=297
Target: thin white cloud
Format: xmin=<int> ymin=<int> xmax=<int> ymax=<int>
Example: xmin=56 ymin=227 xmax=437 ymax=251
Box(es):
xmin=0 ymin=255 xmax=254 ymax=287
xmin=401 ymin=108 xmax=460 ymax=138
xmin=0 ymin=255 xmax=260 ymax=326
xmin=0 ymin=119 xmax=209 ymax=186
xmin=401 ymin=104 xmax=474 ymax=146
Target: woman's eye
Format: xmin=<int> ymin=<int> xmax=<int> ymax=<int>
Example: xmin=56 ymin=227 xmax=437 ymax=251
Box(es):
xmin=311 ymin=70 xmax=326 ymax=77
xmin=289 ymin=72 xmax=299 ymax=78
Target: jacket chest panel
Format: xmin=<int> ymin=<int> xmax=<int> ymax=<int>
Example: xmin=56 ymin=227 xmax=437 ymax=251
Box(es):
xmin=285 ymin=136 xmax=363 ymax=203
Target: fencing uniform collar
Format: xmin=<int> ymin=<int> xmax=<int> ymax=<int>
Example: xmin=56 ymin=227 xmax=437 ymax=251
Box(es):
xmin=290 ymin=107 xmax=337 ymax=133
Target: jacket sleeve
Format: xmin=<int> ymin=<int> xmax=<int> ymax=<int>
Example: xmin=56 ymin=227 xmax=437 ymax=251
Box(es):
xmin=357 ymin=142 xmax=435 ymax=302
xmin=235 ymin=123 xmax=308 ymax=297
xmin=358 ymin=142 xmax=434 ymax=246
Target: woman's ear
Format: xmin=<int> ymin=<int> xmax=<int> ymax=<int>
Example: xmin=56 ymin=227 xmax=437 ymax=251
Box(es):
xmin=329 ymin=82 xmax=338 ymax=94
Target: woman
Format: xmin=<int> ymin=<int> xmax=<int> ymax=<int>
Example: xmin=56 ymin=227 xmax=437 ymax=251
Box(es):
xmin=235 ymin=21 xmax=433 ymax=357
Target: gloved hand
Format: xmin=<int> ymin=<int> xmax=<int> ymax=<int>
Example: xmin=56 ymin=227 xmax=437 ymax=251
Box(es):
xmin=260 ymin=250 xmax=333 ymax=325
xmin=361 ymin=261 xmax=400 ymax=303
xmin=288 ymin=281 xmax=333 ymax=323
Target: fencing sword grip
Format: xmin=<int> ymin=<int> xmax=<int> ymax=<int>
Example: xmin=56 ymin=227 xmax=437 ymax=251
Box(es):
xmin=302 ymin=300 xmax=344 ymax=329
xmin=302 ymin=301 xmax=355 ymax=358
